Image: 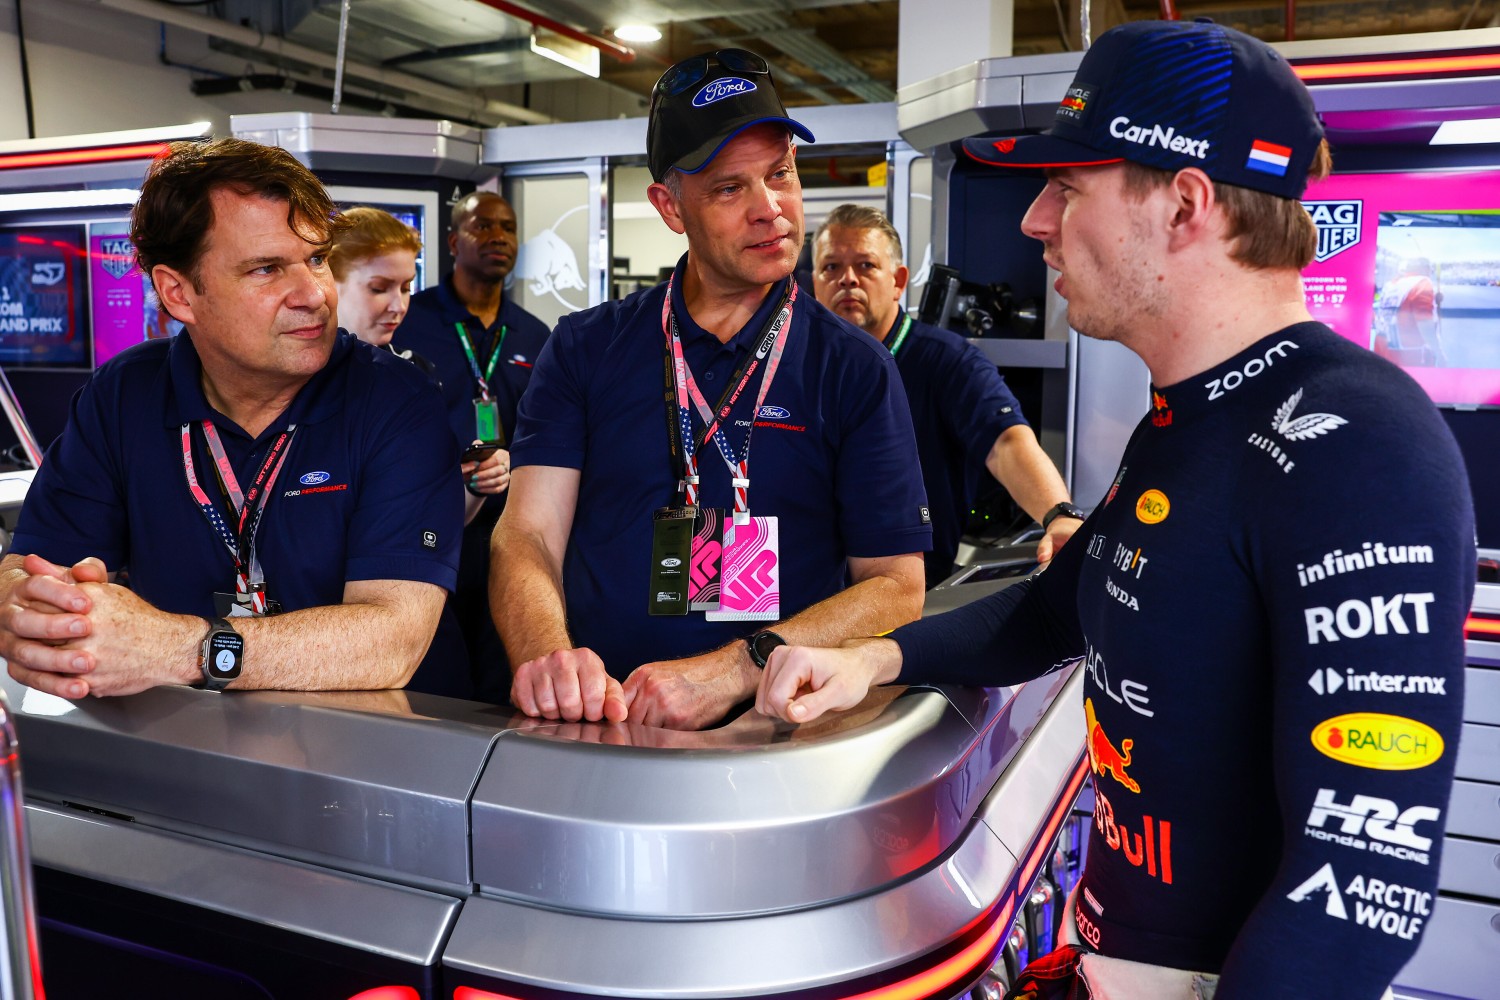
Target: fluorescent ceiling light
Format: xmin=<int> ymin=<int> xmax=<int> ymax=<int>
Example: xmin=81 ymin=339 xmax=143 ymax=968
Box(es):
xmin=0 ymin=188 xmax=140 ymax=212
xmin=1430 ymin=118 xmax=1500 ymax=145
xmin=614 ymin=24 xmax=661 ymax=42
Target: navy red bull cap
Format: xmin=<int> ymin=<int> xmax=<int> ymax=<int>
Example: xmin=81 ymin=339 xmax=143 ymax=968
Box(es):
xmin=647 ymin=48 xmax=815 ymax=182
xmin=961 ymin=19 xmax=1323 ymax=199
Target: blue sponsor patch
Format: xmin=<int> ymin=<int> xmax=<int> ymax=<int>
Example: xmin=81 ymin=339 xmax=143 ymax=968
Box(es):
xmin=758 ymin=405 xmax=791 ymax=420
xmin=299 ymin=471 xmax=331 ymax=486
xmin=693 ymin=77 xmax=755 ymax=107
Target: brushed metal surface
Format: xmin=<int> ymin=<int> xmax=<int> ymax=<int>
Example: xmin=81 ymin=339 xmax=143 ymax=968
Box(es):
xmin=1446 ymin=779 xmax=1500 ymax=841
xmin=446 ymin=816 xmax=1018 ymax=996
xmin=1394 ymin=896 xmax=1500 ymax=999
xmin=27 ymin=803 xmax=460 ymax=964
xmin=1438 ymin=836 xmax=1500 ymax=898
xmin=468 ymin=686 xmax=1016 ymax=916
xmin=1456 ymin=722 xmax=1500 ymax=783
xmin=4 ymin=678 xmax=502 ymax=890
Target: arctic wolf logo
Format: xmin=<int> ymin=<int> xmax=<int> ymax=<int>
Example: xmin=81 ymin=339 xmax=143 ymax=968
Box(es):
xmin=1086 ymin=697 xmax=1140 ymax=793
xmin=99 ymin=237 xmax=136 ymax=279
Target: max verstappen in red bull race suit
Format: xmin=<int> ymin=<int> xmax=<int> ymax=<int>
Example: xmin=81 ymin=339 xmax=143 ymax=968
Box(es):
xmin=756 ymin=20 xmax=1473 ymax=1000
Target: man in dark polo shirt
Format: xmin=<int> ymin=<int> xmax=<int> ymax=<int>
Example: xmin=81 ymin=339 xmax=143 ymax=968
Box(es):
xmin=0 ymin=138 xmax=462 ymax=698
xmin=492 ymin=49 xmax=931 ymax=730
xmin=812 ymin=204 xmax=1082 ymax=588
xmin=394 ymin=191 xmax=551 ymax=699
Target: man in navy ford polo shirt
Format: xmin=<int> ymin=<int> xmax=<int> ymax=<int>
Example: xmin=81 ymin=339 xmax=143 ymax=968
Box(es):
xmin=492 ymin=48 xmax=931 ymax=730
xmin=394 ymin=191 xmax=551 ymax=700
xmin=0 ymin=138 xmax=462 ymax=698
xmin=812 ymin=204 xmax=1081 ymax=588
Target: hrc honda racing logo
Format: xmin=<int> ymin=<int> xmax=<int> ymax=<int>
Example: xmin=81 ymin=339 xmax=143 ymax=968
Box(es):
xmin=1304 ymin=787 xmax=1440 ymax=866
xmin=1286 ymin=863 xmax=1431 ymax=940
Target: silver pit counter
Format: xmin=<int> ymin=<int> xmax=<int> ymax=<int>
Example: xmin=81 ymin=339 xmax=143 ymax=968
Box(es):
xmin=3 ymin=663 xmax=1085 ymax=1000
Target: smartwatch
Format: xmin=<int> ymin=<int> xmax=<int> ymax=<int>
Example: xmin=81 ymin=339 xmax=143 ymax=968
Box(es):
xmin=198 ymin=617 xmax=244 ymax=691
xmin=746 ymin=630 xmax=787 ymax=669
xmin=1042 ymin=501 xmax=1087 ymax=531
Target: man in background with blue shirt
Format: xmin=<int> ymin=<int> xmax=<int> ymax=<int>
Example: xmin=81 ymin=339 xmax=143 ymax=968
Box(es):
xmin=396 ymin=191 xmax=551 ymax=700
xmin=0 ymin=138 xmax=462 ymax=698
xmin=492 ymin=49 xmax=931 ymax=730
xmin=812 ymin=204 xmax=1081 ymax=588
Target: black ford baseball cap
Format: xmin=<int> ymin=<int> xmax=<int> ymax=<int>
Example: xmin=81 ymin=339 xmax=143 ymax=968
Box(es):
xmin=647 ymin=48 xmax=815 ymax=182
xmin=961 ymin=20 xmax=1323 ymax=199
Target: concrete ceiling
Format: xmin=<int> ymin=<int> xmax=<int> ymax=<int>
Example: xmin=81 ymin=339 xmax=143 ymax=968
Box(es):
xmin=145 ymin=0 xmax=1500 ymax=119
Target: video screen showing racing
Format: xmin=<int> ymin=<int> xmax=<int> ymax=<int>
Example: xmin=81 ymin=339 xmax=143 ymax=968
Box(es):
xmin=0 ymin=225 xmax=90 ymax=369
xmin=1371 ymin=211 xmax=1500 ymax=371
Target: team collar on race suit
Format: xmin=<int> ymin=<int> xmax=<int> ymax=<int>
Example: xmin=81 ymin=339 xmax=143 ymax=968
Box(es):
xmin=163 ymin=327 xmax=356 ymax=435
xmin=1146 ymin=321 xmax=1324 ymax=427
xmin=667 ymin=252 xmax=792 ymax=352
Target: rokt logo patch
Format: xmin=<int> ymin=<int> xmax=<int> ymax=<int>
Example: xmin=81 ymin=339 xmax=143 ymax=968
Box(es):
xmin=1312 ymin=713 xmax=1443 ymax=771
xmin=1135 ymin=489 xmax=1169 ymax=525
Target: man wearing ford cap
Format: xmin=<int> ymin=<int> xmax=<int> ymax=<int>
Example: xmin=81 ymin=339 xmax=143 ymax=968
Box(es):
xmin=758 ymin=19 xmax=1471 ymax=1000
xmin=492 ymin=48 xmax=931 ymax=730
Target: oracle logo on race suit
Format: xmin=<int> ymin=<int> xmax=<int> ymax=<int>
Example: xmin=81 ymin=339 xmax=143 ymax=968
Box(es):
xmin=1085 ymin=647 xmax=1153 ymax=718
xmin=1304 ymin=787 xmax=1440 ymax=866
xmin=1286 ymin=863 xmax=1431 ymax=940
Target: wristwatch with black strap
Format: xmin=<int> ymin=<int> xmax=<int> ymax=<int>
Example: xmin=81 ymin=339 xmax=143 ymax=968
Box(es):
xmin=746 ymin=629 xmax=787 ymax=669
xmin=1041 ymin=501 xmax=1087 ymax=531
xmin=197 ymin=617 xmax=244 ymax=691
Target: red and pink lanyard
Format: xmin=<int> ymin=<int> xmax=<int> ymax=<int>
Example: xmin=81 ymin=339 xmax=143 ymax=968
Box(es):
xmin=181 ymin=421 xmax=297 ymax=614
xmin=661 ymin=276 xmax=795 ymax=524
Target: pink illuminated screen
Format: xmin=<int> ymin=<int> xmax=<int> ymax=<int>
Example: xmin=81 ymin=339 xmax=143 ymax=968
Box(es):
xmin=1301 ymin=171 xmax=1500 ymax=407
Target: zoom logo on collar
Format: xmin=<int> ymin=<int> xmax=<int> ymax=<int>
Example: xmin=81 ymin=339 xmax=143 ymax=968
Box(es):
xmin=694 ymin=77 xmax=755 ymax=107
xmin=1109 ymin=117 xmax=1209 ymax=159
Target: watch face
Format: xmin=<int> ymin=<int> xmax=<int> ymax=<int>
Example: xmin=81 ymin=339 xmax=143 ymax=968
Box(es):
xmin=751 ymin=631 xmax=786 ymax=667
xmin=207 ymin=631 xmax=243 ymax=678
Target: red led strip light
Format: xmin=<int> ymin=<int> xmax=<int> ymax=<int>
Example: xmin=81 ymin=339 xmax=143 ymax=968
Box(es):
xmin=0 ymin=142 xmax=170 ymax=171
xmin=1464 ymin=615 xmax=1500 ymax=636
xmin=1294 ymin=52 xmax=1500 ymax=82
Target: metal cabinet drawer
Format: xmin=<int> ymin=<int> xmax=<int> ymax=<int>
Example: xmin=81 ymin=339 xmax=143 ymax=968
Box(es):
xmin=1438 ymin=836 xmax=1500 ymax=899
xmin=1446 ymin=779 xmax=1500 ymax=842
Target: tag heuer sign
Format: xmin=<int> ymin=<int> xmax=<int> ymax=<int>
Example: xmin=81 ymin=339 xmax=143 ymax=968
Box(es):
xmin=99 ymin=237 xmax=135 ymax=279
xmin=1304 ymin=200 xmax=1362 ymax=263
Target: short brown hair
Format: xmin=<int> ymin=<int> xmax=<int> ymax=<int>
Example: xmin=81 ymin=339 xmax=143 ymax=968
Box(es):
xmin=130 ymin=137 xmax=344 ymax=289
xmin=1121 ymin=139 xmax=1333 ymax=270
xmin=328 ymin=206 xmax=423 ymax=280
xmin=814 ymin=203 xmax=904 ymax=264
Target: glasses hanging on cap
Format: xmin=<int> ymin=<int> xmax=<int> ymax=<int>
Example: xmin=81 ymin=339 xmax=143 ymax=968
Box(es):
xmin=654 ymin=49 xmax=770 ymax=98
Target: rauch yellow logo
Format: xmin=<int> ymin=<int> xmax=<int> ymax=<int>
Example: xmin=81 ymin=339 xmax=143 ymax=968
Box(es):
xmin=1311 ymin=713 xmax=1443 ymax=770
xmin=1135 ymin=490 xmax=1170 ymax=524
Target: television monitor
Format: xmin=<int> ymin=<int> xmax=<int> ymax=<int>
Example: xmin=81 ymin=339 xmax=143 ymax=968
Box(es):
xmin=0 ymin=225 xmax=90 ymax=368
xmin=1301 ymin=170 xmax=1500 ymax=407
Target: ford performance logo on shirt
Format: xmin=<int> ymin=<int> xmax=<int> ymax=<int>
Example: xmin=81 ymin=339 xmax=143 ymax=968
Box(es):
xmin=758 ymin=405 xmax=791 ymax=420
xmin=694 ymin=77 xmax=755 ymax=107
xmin=299 ymin=471 xmax=331 ymax=486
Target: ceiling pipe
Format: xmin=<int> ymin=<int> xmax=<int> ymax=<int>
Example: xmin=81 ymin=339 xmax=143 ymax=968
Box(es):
xmin=467 ymin=0 xmax=636 ymax=63
xmin=1286 ymin=0 xmax=1297 ymax=41
xmin=1159 ymin=0 xmax=1180 ymax=20
xmin=77 ymin=0 xmax=554 ymax=125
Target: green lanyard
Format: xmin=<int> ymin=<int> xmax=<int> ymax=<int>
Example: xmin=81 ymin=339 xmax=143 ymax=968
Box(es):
xmin=454 ymin=321 xmax=508 ymax=400
xmin=886 ymin=314 xmax=914 ymax=357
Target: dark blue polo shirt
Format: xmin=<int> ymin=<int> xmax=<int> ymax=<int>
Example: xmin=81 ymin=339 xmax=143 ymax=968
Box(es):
xmin=511 ymin=260 xmax=932 ymax=677
xmin=888 ymin=310 xmax=1027 ymax=588
xmin=12 ymin=330 xmax=462 ymax=621
xmin=394 ymin=277 xmax=551 ymax=455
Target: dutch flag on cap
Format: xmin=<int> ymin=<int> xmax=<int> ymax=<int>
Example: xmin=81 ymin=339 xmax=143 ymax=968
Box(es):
xmin=1245 ymin=139 xmax=1292 ymax=177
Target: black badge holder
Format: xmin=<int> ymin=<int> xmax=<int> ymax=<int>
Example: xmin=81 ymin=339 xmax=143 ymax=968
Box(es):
xmin=648 ymin=506 xmax=697 ymax=616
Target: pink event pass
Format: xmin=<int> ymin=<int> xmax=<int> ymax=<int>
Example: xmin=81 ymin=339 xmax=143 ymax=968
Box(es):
xmin=689 ymin=508 xmax=723 ymax=611
xmin=705 ymin=516 xmax=779 ymax=622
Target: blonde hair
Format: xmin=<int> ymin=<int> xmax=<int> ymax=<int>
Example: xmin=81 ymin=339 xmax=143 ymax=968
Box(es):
xmin=328 ymin=206 xmax=422 ymax=280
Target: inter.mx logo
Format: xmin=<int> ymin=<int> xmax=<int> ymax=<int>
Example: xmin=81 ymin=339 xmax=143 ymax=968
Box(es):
xmin=1305 ymin=200 xmax=1362 ymax=263
xmin=1307 ymin=667 xmax=1446 ymax=696
xmin=1304 ymin=787 xmax=1439 ymax=865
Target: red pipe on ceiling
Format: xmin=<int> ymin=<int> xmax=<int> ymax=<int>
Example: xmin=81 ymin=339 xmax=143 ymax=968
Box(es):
xmin=468 ymin=0 xmax=636 ymax=63
xmin=1286 ymin=0 xmax=1297 ymax=40
xmin=1159 ymin=1 xmax=1180 ymax=20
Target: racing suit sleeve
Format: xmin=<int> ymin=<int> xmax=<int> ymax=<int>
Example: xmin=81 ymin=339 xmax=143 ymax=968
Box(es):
xmin=1214 ymin=408 xmax=1474 ymax=999
xmin=889 ymin=505 xmax=1090 ymax=688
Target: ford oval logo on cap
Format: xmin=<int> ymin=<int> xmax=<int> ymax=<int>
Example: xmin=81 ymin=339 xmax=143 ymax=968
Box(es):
xmin=299 ymin=471 xmax=331 ymax=486
xmin=693 ymin=77 xmax=755 ymax=107
xmin=759 ymin=405 xmax=791 ymax=420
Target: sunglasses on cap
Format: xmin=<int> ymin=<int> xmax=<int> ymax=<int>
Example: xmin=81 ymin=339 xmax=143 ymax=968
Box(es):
xmin=654 ymin=49 xmax=770 ymax=98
